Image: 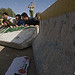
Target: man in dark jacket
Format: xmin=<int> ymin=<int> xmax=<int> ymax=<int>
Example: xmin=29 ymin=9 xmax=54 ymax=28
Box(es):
xmin=21 ymin=12 xmax=39 ymax=27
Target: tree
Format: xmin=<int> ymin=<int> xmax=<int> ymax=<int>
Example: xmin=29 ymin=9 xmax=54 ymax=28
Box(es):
xmin=0 ymin=8 xmax=16 ymax=18
xmin=7 ymin=8 xmax=16 ymax=17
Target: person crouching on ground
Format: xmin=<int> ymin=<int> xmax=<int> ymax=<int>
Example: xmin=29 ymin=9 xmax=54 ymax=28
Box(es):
xmin=21 ymin=12 xmax=39 ymax=27
xmin=35 ymin=12 xmax=41 ymax=27
xmin=15 ymin=14 xmax=25 ymax=27
xmin=3 ymin=12 xmax=16 ymax=28
xmin=3 ymin=19 xmax=11 ymax=28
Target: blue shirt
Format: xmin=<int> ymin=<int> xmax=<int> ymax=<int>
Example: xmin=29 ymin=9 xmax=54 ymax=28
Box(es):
xmin=17 ymin=19 xmax=25 ymax=26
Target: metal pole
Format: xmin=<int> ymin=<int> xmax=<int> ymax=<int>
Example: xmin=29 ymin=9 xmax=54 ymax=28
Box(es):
xmin=13 ymin=12 xmax=14 ymax=18
xmin=34 ymin=0 xmax=35 ymax=17
xmin=13 ymin=3 xmax=16 ymax=18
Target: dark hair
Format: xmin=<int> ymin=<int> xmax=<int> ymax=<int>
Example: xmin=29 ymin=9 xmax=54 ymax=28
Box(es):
xmin=21 ymin=12 xmax=28 ymax=17
xmin=35 ymin=12 xmax=41 ymax=18
xmin=16 ymin=14 xmax=21 ymax=19
xmin=3 ymin=12 xmax=8 ymax=16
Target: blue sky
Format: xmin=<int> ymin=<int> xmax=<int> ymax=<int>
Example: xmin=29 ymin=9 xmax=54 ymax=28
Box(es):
xmin=0 ymin=0 xmax=56 ymax=16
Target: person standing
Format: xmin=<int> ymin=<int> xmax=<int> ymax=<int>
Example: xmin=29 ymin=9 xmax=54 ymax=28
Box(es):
xmin=28 ymin=2 xmax=34 ymax=18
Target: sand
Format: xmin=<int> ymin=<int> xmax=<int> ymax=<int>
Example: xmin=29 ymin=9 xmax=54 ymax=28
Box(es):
xmin=0 ymin=45 xmax=37 ymax=75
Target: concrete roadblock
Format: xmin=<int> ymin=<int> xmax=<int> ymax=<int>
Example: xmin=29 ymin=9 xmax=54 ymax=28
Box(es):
xmin=33 ymin=0 xmax=75 ymax=75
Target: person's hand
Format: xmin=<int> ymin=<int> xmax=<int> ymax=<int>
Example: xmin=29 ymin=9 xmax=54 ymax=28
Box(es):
xmin=20 ymin=25 xmax=24 ymax=27
xmin=28 ymin=4 xmax=30 ymax=8
xmin=35 ymin=25 xmax=39 ymax=27
xmin=15 ymin=25 xmax=18 ymax=27
xmin=30 ymin=25 xmax=34 ymax=27
xmin=25 ymin=24 xmax=29 ymax=27
xmin=13 ymin=26 xmax=16 ymax=28
xmin=10 ymin=26 xmax=13 ymax=28
xmin=0 ymin=25 xmax=2 ymax=27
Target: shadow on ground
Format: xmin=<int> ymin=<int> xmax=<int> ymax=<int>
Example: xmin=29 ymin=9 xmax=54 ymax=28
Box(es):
xmin=0 ymin=46 xmax=37 ymax=75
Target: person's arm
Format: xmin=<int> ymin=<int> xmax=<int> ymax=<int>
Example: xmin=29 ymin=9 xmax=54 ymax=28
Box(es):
xmin=25 ymin=24 xmax=29 ymax=27
xmin=28 ymin=4 xmax=30 ymax=8
xmin=20 ymin=24 xmax=24 ymax=27
xmin=10 ymin=26 xmax=13 ymax=28
xmin=19 ymin=20 xmax=25 ymax=26
xmin=24 ymin=20 xmax=29 ymax=27
xmin=32 ymin=6 xmax=34 ymax=8
xmin=15 ymin=25 xmax=18 ymax=27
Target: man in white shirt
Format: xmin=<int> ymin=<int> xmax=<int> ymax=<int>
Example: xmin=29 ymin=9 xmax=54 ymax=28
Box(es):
xmin=3 ymin=12 xmax=15 ymax=23
xmin=28 ymin=2 xmax=34 ymax=18
xmin=3 ymin=12 xmax=16 ymax=27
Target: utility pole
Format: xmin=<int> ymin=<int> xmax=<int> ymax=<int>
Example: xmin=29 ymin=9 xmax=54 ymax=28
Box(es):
xmin=13 ymin=3 xmax=16 ymax=18
xmin=34 ymin=0 xmax=35 ymax=17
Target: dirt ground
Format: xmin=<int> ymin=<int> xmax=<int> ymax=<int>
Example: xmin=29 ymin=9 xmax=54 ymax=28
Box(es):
xmin=0 ymin=45 xmax=37 ymax=75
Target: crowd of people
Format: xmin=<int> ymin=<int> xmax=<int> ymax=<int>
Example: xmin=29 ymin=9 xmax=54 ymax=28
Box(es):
xmin=0 ymin=12 xmax=41 ymax=29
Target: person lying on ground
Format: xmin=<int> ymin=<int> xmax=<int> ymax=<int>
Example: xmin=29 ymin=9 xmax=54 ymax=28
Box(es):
xmin=35 ymin=12 xmax=41 ymax=27
xmin=21 ymin=12 xmax=39 ymax=27
xmin=15 ymin=14 xmax=25 ymax=27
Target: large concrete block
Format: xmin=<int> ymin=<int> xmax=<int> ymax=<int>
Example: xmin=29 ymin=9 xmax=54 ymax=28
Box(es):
xmin=0 ymin=27 xmax=37 ymax=49
xmin=33 ymin=12 xmax=75 ymax=75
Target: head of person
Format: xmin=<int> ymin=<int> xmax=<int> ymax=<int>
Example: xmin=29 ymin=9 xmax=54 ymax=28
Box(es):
xmin=35 ymin=12 xmax=41 ymax=20
xmin=31 ymin=2 xmax=33 ymax=6
xmin=21 ymin=12 xmax=28 ymax=21
xmin=37 ymin=16 xmax=40 ymax=21
xmin=16 ymin=14 xmax=21 ymax=22
xmin=3 ymin=12 xmax=8 ymax=19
